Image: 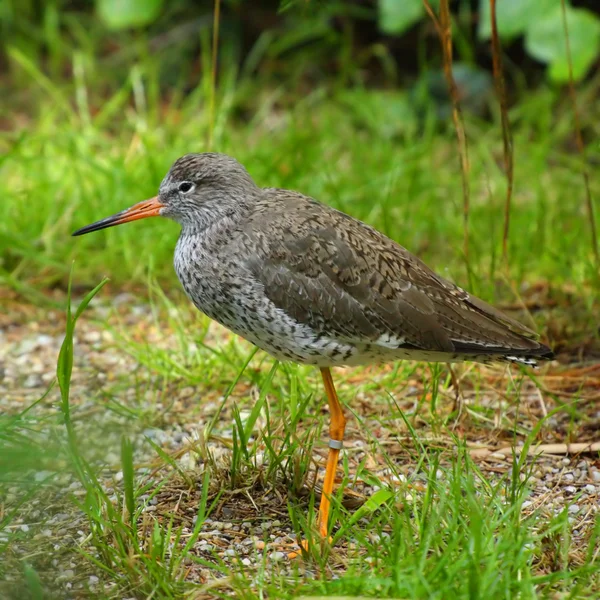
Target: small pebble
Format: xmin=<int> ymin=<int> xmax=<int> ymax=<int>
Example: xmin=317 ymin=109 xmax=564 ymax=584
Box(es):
xmin=83 ymin=330 xmax=101 ymax=343
xmin=34 ymin=471 xmax=53 ymax=482
xmin=23 ymin=374 xmax=43 ymax=388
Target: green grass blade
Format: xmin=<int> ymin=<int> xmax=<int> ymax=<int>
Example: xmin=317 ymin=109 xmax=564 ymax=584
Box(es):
xmin=120 ymin=436 xmax=136 ymax=529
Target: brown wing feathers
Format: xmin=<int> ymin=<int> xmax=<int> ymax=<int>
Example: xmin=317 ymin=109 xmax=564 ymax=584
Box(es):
xmin=249 ymin=190 xmax=553 ymax=361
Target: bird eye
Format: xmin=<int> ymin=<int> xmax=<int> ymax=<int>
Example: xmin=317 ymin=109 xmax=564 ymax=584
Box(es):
xmin=178 ymin=181 xmax=194 ymax=193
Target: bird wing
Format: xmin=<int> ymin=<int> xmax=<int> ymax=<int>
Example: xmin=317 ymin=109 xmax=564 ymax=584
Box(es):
xmin=244 ymin=191 xmax=541 ymax=355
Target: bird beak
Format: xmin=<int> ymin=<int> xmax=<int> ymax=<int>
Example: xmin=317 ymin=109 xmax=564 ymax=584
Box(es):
xmin=71 ymin=196 xmax=164 ymax=236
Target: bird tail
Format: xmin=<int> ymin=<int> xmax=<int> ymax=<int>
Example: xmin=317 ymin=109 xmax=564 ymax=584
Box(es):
xmin=453 ymin=341 xmax=555 ymax=367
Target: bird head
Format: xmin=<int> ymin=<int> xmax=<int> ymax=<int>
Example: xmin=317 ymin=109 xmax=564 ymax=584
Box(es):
xmin=72 ymin=153 xmax=259 ymax=237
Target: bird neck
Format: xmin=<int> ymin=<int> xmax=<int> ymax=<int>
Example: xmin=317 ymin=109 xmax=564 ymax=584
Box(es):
xmin=177 ymin=195 xmax=254 ymax=237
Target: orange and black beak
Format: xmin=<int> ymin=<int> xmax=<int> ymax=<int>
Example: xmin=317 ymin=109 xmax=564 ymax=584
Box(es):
xmin=72 ymin=197 xmax=164 ymax=237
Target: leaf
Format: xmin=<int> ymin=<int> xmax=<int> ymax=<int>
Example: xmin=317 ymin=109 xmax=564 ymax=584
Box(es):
xmin=478 ymin=0 xmax=555 ymax=41
xmin=525 ymin=6 xmax=600 ymax=82
xmin=333 ymin=488 xmax=394 ymax=543
xmin=120 ymin=436 xmax=135 ymax=525
xmin=96 ymin=0 xmax=163 ymax=30
xmin=23 ymin=564 xmax=44 ymax=600
xmin=73 ymin=277 xmax=110 ymax=322
xmin=361 ymin=488 xmax=394 ymax=512
xmin=378 ymin=0 xmax=426 ymax=35
xmin=243 ymin=360 xmax=278 ymax=442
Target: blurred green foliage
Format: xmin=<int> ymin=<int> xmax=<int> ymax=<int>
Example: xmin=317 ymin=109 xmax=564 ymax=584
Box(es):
xmin=379 ymin=0 xmax=600 ymax=83
xmin=379 ymin=0 xmax=438 ymax=35
xmin=1 ymin=0 xmax=599 ymax=91
xmin=97 ymin=0 xmax=164 ymax=30
xmin=478 ymin=0 xmax=600 ymax=82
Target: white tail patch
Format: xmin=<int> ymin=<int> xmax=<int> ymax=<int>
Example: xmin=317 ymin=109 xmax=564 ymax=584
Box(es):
xmin=504 ymin=355 xmax=538 ymax=367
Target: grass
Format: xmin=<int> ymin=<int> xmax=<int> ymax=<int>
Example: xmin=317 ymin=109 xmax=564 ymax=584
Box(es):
xmin=2 ymin=268 xmax=599 ymax=598
xmin=1 ymin=15 xmax=600 ymax=599
xmin=2 ymin=62 xmax=599 ymax=303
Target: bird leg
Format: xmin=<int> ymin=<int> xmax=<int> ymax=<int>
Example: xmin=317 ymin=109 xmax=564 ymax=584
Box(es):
xmin=318 ymin=367 xmax=346 ymax=538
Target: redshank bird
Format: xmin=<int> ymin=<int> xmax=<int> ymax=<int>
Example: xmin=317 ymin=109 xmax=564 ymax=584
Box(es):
xmin=73 ymin=153 xmax=553 ymax=538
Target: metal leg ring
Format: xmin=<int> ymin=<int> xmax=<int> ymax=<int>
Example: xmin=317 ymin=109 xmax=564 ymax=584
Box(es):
xmin=328 ymin=439 xmax=343 ymax=450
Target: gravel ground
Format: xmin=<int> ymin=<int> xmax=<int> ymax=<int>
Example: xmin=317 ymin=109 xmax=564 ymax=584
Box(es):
xmin=1 ymin=290 xmax=599 ymax=597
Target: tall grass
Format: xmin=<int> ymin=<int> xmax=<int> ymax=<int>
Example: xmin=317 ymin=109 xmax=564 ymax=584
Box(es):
xmin=423 ymin=0 xmax=472 ymax=266
xmin=559 ymin=0 xmax=599 ymax=269
xmin=2 ymin=86 xmax=598 ymax=303
xmin=489 ymin=0 xmax=514 ymax=264
xmin=52 ymin=270 xmax=225 ymax=596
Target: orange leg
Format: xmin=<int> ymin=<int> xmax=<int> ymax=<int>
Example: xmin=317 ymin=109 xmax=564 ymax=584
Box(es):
xmin=317 ymin=367 xmax=346 ymax=538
